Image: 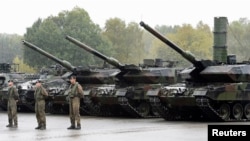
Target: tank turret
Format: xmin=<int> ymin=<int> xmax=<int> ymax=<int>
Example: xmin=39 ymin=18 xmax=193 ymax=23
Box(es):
xmin=140 ymin=20 xmax=250 ymax=83
xmin=22 ymin=40 xmax=118 ymax=115
xmin=65 ymin=35 xmax=141 ymax=72
xmin=140 ymin=17 xmax=250 ymax=122
xmin=0 ymin=63 xmax=11 ymax=73
xmin=65 ymin=35 xmax=182 ymax=118
xmin=65 ymin=35 xmax=178 ymax=84
xmin=22 ymin=40 xmax=117 ymax=84
xmin=140 ymin=22 xmax=215 ymax=69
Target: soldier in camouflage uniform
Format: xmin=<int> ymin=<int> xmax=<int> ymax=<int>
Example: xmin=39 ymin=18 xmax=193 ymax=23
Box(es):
xmin=6 ymin=80 xmax=19 ymax=128
xmin=67 ymin=75 xmax=84 ymax=130
xmin=34 ymin=80 xmax=48 ymax=130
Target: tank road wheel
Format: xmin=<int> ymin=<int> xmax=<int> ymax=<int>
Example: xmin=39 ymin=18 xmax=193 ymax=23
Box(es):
xmin=93 ymin=103 xmax=102 ymax=116
xmin=46 ymin=101 xmax=55 ymax=114
xmin=244 ymin=103 xmax=250 ymax=120
xmin=232 ymin=103 xmax=243 ymax=120
xmin=219 ymin=103 xmax=230 ymax=120
xmin=137 ymin=102 xmax=150 ymax=117
xmin=151 ymin=108 xmax=160 ymax=117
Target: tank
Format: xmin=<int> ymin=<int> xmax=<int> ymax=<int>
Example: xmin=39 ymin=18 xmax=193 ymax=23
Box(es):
xmin=22 ymin=40 xmax=118 ymax=115
xmin=15 ymin=64 xmax=67 ymax=113
xmin=65 ymin=35 xmax=182 ymax=118
xmin=140 ymin=17 xmax=250 ymax=121
xmin=0 ymin=62 xmax=33 ymax=111
xmin=0 ymin=72 xmax=27 ymax=111
xmin=0 ymin=63 xmax=11 ymax=73
xmin=0 ymin=63 xmax=20 ymax=73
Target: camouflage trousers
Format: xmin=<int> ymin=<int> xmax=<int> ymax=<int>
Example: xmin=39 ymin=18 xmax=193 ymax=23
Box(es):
xmin=7 ymin=99 xmax=18 ymax=126
xmin=69 ymin=97 xmax=81 ymax=126
xmin=35 ymin=100 xmax=46 ymax=127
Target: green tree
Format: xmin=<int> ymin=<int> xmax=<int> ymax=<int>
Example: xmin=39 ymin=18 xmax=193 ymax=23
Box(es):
xmin=103 ymin=18 xmax=127 ymax=63
xmin=103 ymin=18 xmax=144 ymax=64
xmin=0 ymin=34 xmax=23 ymax=63
xmin=147 ymin=22 xmax=213 ymax=67
xmin=13 ymin=56 xmax=36 ymax=73
xmin=228 ymin=18 xmax=250 ymax=61
xmin=142 ymin=25 xmax=178 ymax=60
xmin=124 ymin=22 xmax=144 ymax=64
xmin=23 ymin=7 xmax=111 ymax=69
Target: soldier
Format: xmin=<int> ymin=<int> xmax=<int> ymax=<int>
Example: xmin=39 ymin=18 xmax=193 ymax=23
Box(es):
xmin=34 ymin=80 xmax=48 ymax=130
xmin=67 ymin=75 xmax=84 ymax=130
xmin=6 ymin=79 xmax=19 ymax=128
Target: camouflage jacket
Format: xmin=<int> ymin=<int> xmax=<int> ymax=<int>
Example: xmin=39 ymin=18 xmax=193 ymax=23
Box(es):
xmin=68 ymin=82 xmax=84 ymax=98
xmin=8 ymin=86 xmax=19 ymax=101
xmin=34 ymin=86 xmax=48 ymax=101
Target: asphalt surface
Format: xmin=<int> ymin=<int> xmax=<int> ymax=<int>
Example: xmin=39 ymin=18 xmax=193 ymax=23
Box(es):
xmin=0 ymin=110 xmax=249 ymax=141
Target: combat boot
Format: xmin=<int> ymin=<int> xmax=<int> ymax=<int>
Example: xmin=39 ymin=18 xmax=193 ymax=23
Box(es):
xmin=12 ymin=124 xmax=18 ymax=128
xmin=6 ymin=119 xmax=13 ymax=127
xmin=40 ymin=123 xmax=46 ymax=130
xmin=67 ymin=125 xmax=75 ymax=129
xmin=40 ymin=126 xmax=46 ymax=130
xmin=75 ymin=124 xmax=81 ymax=130
xmin=35 ymin=125 xmax=41 ymax=129
xmin=13 ymin=121 xmax=18 ymax=128
xmin=6 ymin=124 xmax=13 ymax=128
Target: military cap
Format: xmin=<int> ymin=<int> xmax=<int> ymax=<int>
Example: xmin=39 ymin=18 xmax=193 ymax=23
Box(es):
xmin=70 ymin=75 xmax=77 ymax=79
xmin=35 ymin=80 xmax=42 ymax=83
xmin=8 ymin=79 xmax=14 ymax=83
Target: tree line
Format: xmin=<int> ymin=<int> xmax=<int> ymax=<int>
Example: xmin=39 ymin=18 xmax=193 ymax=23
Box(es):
xmin=1 ymin=6 xmax=250 ymax=73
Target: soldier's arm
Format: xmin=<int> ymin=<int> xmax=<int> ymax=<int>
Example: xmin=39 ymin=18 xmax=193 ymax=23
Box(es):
xmin=42 ymin=87 xmax=48 ymax=96
xmin=77 ymin=84 xmax=84 ymax=96
xmin=14 ymin=88 xmax=19 ymax=101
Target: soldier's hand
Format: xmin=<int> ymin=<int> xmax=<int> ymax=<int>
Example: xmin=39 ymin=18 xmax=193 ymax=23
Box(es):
xmin=66 ymin=96 xmax=70 ymax=102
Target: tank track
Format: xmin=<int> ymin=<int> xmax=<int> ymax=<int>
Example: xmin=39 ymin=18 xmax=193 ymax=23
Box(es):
xmin=196 ymin=97 xmax=248 ymax=122
xmin=79 ymin=104 xmax=91 ymax=115
xmin=18 ymin=95 xmax=35 ymax=112
xmin=149 ymin=97 xmax=169 ymax=119
xmin=0 ymin=102 xmax=7 ymax=111
xmin=46 ymin=101 xmax=69 ymax=114
xmin=83 ymin=97 xmax=101 ymax=116
xmin=21 ymin=103 xmax=35 ymax=112
xmin=118 ymin=96 xmax=157 ymax=118
xmin=84 ymin=97 xmax=121 ymax=117
xmin=148 ymin=96 xmax=179 ymax=120
xmin=196 ymin=97 xmax=224 ymax=121
xmin=149 ymin=96 xmax=204 ymax=121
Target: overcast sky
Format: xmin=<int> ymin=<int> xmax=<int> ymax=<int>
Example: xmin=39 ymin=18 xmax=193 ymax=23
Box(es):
xmin=1 ymin=0 xmax=249 ymax=35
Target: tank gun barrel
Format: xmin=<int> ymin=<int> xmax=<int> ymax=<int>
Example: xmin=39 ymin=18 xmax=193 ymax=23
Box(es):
xmin=22 ymin=40 xmax=75 ymax=72
xmin=65 ymin=35 xmax=124 ymax=70
xmin=140 ymin=21 xmax=198 ymax=66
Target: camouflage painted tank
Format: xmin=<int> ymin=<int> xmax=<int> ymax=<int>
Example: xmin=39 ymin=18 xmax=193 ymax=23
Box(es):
xmin=65 ymin=35 xmax=182 ymax=118
xmin=0 ymin=72 xmax=26 ymax=110
xmin=22 ymin=40 xmax=118 ymax=115
xmin=0 ymin=63 xmax=31 ymax=111
xmin=140 ymin=17 xmax=250 ymax=121
xmin=16 ymin=65 xmax=66 ymax=113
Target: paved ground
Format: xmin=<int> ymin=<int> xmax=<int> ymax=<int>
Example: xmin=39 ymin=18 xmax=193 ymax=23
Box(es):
xmin=0 ymin=111 xmax=249 ymax=141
